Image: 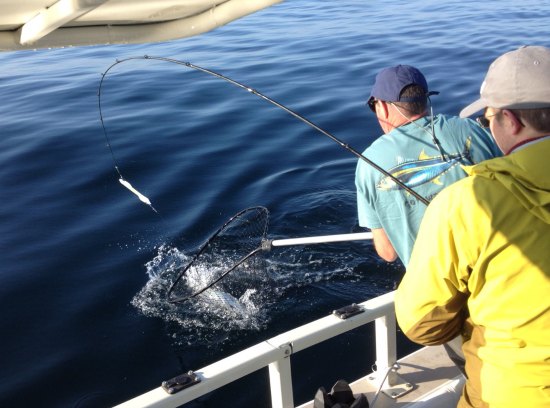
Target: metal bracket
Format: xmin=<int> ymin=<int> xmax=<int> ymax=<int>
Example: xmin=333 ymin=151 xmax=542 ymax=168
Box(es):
xmin=380 ymin=372 xmax=414 ymax=399
xmin=333 ymin=303 xmax=365 ymax=320
xmin=367 ymin=364 xmax=414 ymax=400
xmin=161 ymin=370 xmax=201 ymax=394
xmin=279 ymin=342 xmax=293 ymax=358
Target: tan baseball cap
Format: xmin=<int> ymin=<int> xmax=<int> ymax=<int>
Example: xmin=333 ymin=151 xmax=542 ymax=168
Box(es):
xmin=460 ymin=45 xmax=550 ymax=118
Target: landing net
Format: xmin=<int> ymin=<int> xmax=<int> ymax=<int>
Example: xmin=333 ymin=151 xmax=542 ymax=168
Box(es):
xmin=167 ymin=207 xmax=271 ymax=303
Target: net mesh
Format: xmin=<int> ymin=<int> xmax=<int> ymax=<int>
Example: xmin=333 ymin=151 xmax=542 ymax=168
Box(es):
xmin=168 ymin=207 xmax=271 ymax=303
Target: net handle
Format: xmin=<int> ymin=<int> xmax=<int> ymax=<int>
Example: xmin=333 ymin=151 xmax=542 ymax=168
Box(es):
xmin=267 ymin=231 xmax=373 ymax=248
xmin=168 ymin=230 xmax=374 ymax=303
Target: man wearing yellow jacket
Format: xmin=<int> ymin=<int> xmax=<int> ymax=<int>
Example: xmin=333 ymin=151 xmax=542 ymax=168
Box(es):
xmin=395 ymin=45 xmax=550 ymax=408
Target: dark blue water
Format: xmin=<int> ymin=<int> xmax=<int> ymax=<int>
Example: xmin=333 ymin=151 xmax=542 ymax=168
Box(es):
xmin=1 ymin=1 xmax=549 ymax=407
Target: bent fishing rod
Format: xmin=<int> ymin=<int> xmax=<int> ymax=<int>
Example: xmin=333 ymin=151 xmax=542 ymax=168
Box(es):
xmin=99 ymin=56 xmax=429 ymax=206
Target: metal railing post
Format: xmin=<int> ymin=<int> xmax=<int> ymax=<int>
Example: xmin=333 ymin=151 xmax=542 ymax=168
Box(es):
xmin=370 ymin=307 xmax=413 ymax=400
xmin=268 ymin=343 xmax=294 ymax=408
xmin=375 ymin=312 xmax=397 ymax=374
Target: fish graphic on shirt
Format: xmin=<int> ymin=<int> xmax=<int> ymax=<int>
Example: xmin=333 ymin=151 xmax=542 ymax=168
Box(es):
xmin=377 ymin=139 xmax=472 ymax=191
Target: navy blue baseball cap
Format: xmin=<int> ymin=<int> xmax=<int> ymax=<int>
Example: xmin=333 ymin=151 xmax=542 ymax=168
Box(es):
xmin=368 ymin=65 xmax=435 ymax=104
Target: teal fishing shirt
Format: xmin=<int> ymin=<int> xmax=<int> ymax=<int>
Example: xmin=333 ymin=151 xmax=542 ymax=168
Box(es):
xmin=355 ymin=114 xmax=501 ymax=266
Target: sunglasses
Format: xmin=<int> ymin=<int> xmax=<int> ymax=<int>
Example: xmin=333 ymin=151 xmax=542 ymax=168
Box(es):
xmin=476 ymin=110 xmax=526 ymax=128
xmin=367 ymin=97 xmax=378 ymax=113
xmin=475 ymin=112 xmax=498 ymax=128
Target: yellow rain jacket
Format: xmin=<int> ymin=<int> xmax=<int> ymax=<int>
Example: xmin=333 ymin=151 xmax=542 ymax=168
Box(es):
xmin=395 ymin=138 xmax=550 ymax=408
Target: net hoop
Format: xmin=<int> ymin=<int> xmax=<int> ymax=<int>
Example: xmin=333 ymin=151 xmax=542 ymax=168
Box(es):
xmin=167 ymin=206 xmax=269 ymax=303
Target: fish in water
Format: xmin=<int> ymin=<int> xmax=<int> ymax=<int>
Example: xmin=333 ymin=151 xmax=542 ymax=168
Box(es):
xmin=377 ymin=139 xmax=472 ymax=191
xmin=204 ymin=289 xmax=250 ymax=317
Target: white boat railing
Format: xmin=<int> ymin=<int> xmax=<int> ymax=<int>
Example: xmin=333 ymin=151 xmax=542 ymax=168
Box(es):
xmin=115 ymin=291 xmax=396 ymax=408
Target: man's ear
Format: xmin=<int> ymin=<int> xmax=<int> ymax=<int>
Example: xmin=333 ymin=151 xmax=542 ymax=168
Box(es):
xmin=379 ymin=100 xmax=390 ymax=119
xmin=502 ymin=109 xmax=523 ymax=134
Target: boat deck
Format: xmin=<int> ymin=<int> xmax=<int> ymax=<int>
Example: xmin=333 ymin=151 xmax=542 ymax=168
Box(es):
xmin=297 ymin=345 xmax=464 ymax=408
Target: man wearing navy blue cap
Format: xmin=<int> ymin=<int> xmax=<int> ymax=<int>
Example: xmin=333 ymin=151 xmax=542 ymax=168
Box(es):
xmin=355 ymin=65 xmax=500 ymax=267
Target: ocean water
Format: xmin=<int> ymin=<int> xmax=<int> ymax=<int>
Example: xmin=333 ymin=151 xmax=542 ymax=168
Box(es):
xmin=0 ymin=1 xmax=549 ymax=407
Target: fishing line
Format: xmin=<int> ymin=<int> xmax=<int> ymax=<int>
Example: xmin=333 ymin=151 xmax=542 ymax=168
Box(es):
xmin=98 ymin=64 xmax=158 ymax=214
xmin=389 ymin=95 xmax=448 ymax=162
xmin=427 ymin=97 xmax=449 ymax=162
xmin=98 ymin=55 xmax=429 ymax=206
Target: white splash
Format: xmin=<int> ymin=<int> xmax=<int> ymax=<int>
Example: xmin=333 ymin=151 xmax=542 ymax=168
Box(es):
xmin=131 ymin=244 xmax=273 ymax=345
